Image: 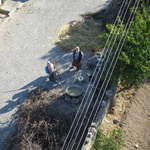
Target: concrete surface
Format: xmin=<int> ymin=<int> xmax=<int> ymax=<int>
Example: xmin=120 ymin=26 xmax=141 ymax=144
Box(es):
xmin=0 ymin=0 xmax=111 ymax=148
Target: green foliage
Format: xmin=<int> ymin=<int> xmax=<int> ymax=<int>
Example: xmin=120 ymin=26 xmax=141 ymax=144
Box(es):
xmin=99 ymin=4 xmax=150 ymax=87
xmin=91 ymin=129 xmax=124 ymax=150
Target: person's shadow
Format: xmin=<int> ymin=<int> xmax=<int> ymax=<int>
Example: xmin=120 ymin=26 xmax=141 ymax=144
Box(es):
xmin=0 ymin=43 xmax=92 ymax=118
xmin=11 ymin=0 xmax=29 ymax=2
xmin=0 ymin=45 xmax=73 ymax=116
xmin=0 ymin=76 xmax=57 ymax=115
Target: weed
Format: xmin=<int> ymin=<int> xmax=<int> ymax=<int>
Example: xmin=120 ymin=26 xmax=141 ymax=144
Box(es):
xmin=92 ymin=129 xmax=124 ymax=150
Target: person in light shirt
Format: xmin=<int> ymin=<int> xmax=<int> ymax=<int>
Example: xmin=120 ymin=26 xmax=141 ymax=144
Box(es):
xmin=46 ymin=61 xmax=56 ymax=81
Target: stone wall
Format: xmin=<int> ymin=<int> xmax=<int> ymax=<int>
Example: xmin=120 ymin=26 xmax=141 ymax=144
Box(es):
xmin=82 ymin=84 xmax=117 ymax=150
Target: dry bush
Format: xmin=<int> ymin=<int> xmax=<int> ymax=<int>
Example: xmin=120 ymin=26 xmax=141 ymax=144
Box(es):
xmin=55 ymin=18 xmax=102 ymax=52
xmin=6 ymin=87 xmax=69 ymax=150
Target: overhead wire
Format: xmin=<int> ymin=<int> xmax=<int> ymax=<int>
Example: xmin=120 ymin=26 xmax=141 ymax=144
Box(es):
xmin=68 ymin=0 xmax=139 ymax=149
xmin=76 ymin=1 xmax=141 ymax=149
xmin=61 ymin=0 xmax=132 ymax=149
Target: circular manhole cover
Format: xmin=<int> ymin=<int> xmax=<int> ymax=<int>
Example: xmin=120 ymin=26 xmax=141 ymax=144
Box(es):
xmin=66 ymin=86 xmax=83 ymax=97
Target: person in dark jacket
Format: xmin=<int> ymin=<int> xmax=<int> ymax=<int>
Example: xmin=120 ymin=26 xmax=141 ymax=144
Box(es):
xmin=71 ymin=47 xmax=83 ymax=70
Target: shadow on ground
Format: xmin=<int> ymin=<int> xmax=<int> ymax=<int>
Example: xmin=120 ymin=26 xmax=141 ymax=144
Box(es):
xmin=41 ymin=46 xmax=72 ymax=70
xmin=0 ymin=41 xmax=93 ymax=115
xmin=40 ymin=45 xmax=92 ymax=89
xmin=11 ymin=0 xmax=29 ymax=2
xmin=0 ymin=76 xmax=62 ymax=115
xmin=0 ymin=46 xmax=74 ymax=116
xmin=0 ymin=120 xmax=16 ymax=149
xmin=54 ymin=17 xmax=102 ymax=52
xmin=0 ymin=45 xmax=76 ymax=148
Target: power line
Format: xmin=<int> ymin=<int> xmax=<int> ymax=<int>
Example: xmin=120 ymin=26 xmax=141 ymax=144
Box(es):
xmin=61 ymin=0 xmax=136 ymax=149
xmin=69 ymin=0 xmax=140 ymax=149
xmin=77 ymin=1 xmax=141 ymax=149
xmin=61 ymin=0 xmax=130 ymax=149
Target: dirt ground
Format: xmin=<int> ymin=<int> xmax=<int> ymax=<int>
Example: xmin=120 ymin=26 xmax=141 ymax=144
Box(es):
xmin=100 ymin=83 xmax=150 ymax=150
xmin=123 ymin=83 xmax=150 ymax=150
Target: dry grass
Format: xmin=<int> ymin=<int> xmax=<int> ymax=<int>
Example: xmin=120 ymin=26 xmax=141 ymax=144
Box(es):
xmin=55 ymin=18 xmax=102 ymax=52
xmin=100 ymin=86 xmax=136 ymax=136
xmin=6 ymin=87 xmax=69 ymax=150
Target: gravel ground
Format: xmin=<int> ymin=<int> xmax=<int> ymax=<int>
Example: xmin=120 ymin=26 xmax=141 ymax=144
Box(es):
xmin=0 ymin=0 xmax=111 ymax=148
xmin=123 ymin=83 xmax=150 ymax=150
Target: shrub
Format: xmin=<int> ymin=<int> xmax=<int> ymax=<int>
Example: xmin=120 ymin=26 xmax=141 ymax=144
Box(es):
xmin=99 ymin=4 xmax=150 ymax=88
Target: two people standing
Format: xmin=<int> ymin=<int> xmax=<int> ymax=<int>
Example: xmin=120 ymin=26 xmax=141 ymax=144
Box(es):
xmin=46 ymin=46 xmax=84 ymax=81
